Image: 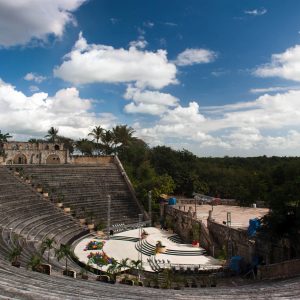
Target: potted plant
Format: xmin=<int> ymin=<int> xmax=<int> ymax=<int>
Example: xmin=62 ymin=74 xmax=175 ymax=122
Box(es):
xmin=43 ymin=189 xmax=49 ymax=198
xmin=56 ymin=194 xmax=64 ymax=208
xmin=78 ymin=206 xmax=86 ymax=224
xmin=87 ymin=212 xmax=95 ymax=230
xmin=64 ymin=205 xmax=71 ymax=213
xmin=55 ymin=244 xmax=75 ymax=277
xmin=25 ymin=175 xmax=31 ymax=184
xmin=96 ymin=222 xmax=104 ymax=236
xmin=80 ymin=265 xmax=89 ymax=280
xmin=8 ymin=244 xmax=23 ymax=268
xmin=27 ymin=254 xmax=42 ymax=272
xmin=36 ymin=183 xmax=43 ymax=193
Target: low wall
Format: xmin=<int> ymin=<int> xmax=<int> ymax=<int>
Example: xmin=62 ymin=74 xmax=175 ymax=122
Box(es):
xmin=71 ymin=156 xmax=113 ymax=165
xmin=166 ymin=206 xmax=212 ymax=252
xmin=207 ymin=218 xmax=255 ymax=263
xmin=258 ymin=259 xmax=300 ymax=280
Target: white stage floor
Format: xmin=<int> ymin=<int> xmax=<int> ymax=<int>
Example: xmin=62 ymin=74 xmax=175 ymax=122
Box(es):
xmin=74 ymin=227 xmax=222 ymax=272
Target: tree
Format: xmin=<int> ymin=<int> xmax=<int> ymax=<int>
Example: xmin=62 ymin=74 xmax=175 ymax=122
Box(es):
xmin=55 ymin=244 xmax=72 ymax=272
xmin=27 ymin=254 xmax=42 ymax=271
xmin=106 ymin=259 xmax=119 ymax=281
xmin=129 ymin=259 xmax=143 ymax=272
xmin=0 ymin=130 xmax=12 ymax=155
xmin=88 ymin=126 xmax=104 ymax=154
xmin=112 ymin=125 xmax=135 ymax=150
xmin=40 ymin=238 xmax=55 ymax=263
xmin=118 ymin=258 xmax=130 ymax=272
xmin=75 ymin=138 xmax=94 ymax=155
xmin=0 ymin=130 xmax=12 ymax=142
xmin=8 ymin=244 xmax=23 ymax=266
xmin=45 ymin=127 xmax=59 ymax=143
xmin=100 ymin=130 xmax=115 ymax=155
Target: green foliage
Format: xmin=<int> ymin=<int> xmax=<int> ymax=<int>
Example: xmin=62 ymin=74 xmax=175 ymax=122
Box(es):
xmin=55 ymin=244 xmax=72 ymax=271
xmin=27 ymin=254 xmax=42 ymax=271
xmin=75 ymin=138 xmax=94 ymax=155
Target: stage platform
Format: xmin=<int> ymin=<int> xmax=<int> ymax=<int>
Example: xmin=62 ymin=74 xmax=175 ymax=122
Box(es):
xmin=74 ymin=227 xmax=222 ymax=272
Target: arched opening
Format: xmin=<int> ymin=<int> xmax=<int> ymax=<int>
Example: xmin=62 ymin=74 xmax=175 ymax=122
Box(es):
xmin=46 ymin=154 xmax=61 ymax=164
xmin=54 ymin=144 xmax=60 ymax=151
xmin=13 ymin=154 xmax=27 ymax=164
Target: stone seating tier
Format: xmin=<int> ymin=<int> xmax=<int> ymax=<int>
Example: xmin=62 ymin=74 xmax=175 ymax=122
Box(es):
xmin=19 ymin=164 xmax=142 ymax=225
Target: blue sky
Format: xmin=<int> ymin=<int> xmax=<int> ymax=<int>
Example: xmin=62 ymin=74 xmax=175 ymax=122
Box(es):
xmin=1 ymin=0 xmax=300 ymax=156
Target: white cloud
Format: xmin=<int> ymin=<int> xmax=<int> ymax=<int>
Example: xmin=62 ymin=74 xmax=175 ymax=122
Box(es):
xmin=163 ymin=22 xmax=177 ymax=27
xmin=29 ymin=85 xmax=39 ymax=92
xmin=54 ymin=32 xmax=177 ymax=89
xmin=254 ymin=45 xmax=300 ymax=82
xmin=137 ymin=89 xmax=300 ymax=155
xmin=123 ymin=85 xmax=179 ymax=115
xmin=0 ymin=0 xmax=86 ymax=47
xmin=129 ymin=39 xmax=148 ymax=49
xmin=175 ymin=48 xmax=217 ymax=66
xmin=24 ymin=72 xmax=46 ymax=83
xmin=143 ymin=21 xmax=154 ymax=28
xmin=0 ymin=79 xmax=116 ymax=139
xmin=249 ymin=86 xmax=300 ymax=94
xmin=244 ymin=8 xmax=267 ymax=16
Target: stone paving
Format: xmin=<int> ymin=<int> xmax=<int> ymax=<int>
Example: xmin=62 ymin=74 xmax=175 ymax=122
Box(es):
xmin=176 ymin=204 xmax=269 ymax=228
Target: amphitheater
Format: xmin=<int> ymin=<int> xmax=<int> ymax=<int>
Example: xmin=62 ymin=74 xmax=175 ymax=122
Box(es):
xmin=0 ymin=142 xmax=299 ymax=299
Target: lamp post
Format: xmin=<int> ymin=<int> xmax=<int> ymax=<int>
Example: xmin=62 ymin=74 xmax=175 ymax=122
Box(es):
xmin=148 ymin=190 xmax=152 ymax=227
xmin=107 ymin=195 xmax=111 ymax=240
xmin=138 ymin=213 xmax=143 ymax=280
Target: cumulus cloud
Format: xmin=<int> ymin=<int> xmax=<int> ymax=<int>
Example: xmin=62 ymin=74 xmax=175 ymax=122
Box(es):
xmin=175 ymin=48 xmax=217 ymax=66
xmin=54 ymin=32 xmax=177 ymax=89
xmin=254 ymin=45 xmax=300 ymax=82
xmin=129 ymin=39 xmax=148 ymax=49
xmin=244 ymin=8 xmax=267 ymax=16
xmin=0 ymin=0 xmax=86 ymax=47
xmin=24 ymin=72 xmax=46 ymax=83
xmin=29 ymin=85 xmax=40 ymax=92
xmin=137 ymin=89 xmax=300 ymax=155
xmin=124 ymin=85 xmax=179 ymax=115
xmin=0 ymin=79 xmax=116 ymax=139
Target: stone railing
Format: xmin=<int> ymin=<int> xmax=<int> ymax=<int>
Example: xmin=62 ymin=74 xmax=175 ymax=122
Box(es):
xmin=258 ymin=259 xmax=300 ymax=280
xmin=113 ymin=155 xmax=149 ymax=220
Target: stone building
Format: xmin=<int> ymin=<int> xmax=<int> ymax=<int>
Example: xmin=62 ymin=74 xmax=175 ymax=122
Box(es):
xmin=1 ymin=142 xmax=69 ymax=165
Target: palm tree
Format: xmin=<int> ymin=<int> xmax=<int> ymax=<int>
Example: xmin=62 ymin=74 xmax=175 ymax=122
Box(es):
xmin=27 ymin=254 xmax=42 ymax=271
xmin=118 ymin=258 xmax=130 ymax=272
xmin=45 ymin=127 xmax=59 ymax=143
xmin=75 ymin=138 xmax=94 ymax=155
xmin=40 ymin=238 xmax=55 ymax=263
xmin=8 ymin=244 xmax=23 ymax=267
xmin=106 ymin=259 xmax=119 ymax=282
xmin=112 ymin=125 xmax=135 ymax=148
xmin=55 ymin=244 xmax=72 ymax=272
xmin=0 ymin=130 xmax=12 ymax=142
xmin=100 ymin=130 xmax=115 ymax=155
xmin=88 ymin=126 xmax=104 ymax=154
xmin=130 ymin=259 xmax=143 ymax=272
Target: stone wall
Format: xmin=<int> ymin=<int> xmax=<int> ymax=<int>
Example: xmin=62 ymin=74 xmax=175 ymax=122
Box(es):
xmin=207 ymin=218 xmax=255 ymax=264
xmin=257 ymin=259 xmax=300 ymax=280
xmin=3 ymin=142 xmax=68 ymax=164
xmin=165 ymin=206 xmax=212 ymax=252
xmin=71 ymin=156 xmax=113 ymax=165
